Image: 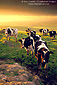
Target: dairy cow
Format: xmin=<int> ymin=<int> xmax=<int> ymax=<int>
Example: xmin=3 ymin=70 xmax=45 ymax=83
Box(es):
xmin=39 ymin=29 xmax=49 ymax=35
xmin=18 ymin=37 xmax=34 ymax=55
xmin=5 ymin=27 xmax=18 ymax=42
xmin=49 ymin=31 xmax=56 ymax=39
xmin=27 ymin=31 xmax=41 ymax=49
xmin=35 ymin=41 xmax=53 ymax=68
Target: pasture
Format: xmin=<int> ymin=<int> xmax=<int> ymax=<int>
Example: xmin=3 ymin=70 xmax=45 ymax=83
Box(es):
xmin=0 ymin=27 xmax=57 ymax=85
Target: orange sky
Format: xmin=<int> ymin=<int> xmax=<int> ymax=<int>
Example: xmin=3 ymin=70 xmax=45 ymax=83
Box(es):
xmin=0 ymin=0 xmax=57 ymax=26
xmin=0 ymin=15 xmax=57 ymax=26
xmin=0 ymin=15 xmax=57 ymax=22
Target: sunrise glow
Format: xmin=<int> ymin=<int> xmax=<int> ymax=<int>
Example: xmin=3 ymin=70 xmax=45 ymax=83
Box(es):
xmin=0 ymin=15 xmax=57 ymax=22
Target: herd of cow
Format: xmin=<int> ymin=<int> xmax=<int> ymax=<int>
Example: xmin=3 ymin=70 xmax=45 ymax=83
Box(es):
xmin=4 ymin=27 xmax=57 ymax=69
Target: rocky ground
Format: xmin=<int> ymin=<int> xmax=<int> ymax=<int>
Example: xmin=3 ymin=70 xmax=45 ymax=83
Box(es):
xmin=0 ymin=59 xmax=41 ymax=85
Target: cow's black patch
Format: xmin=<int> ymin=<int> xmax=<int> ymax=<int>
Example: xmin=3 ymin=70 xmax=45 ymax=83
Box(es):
xmin=30 ymin=31 xmax=36 ymax=37
xmin=49 ymin=31 xmax=56 ymax=37
xmin=33 ymin=36 xmax=40 ymax=42
xmin=18 ymin=39 xmax=22 ymax=43
xmin=24 ymin=37 xmax=33 ymax=48
xmin=7 ymin=28 xmax=11 ymax=35
xmin=12 ymin=29 xmax=15 ymax=33
xmin=39 ymin=29 xmax=43 ymax=33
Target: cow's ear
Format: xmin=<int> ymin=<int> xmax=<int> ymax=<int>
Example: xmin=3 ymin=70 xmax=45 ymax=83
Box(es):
xmin=49 ymin=51 xmax=53 ymax=54
xmin=26 ymin=30 xmax=27 ymax=32
xmin=18 ymin=39 xmax=22 ymax=43
xmin=27 ymin=33 xmax=29 ymax=35
xmin=39 ymin=35 xmax=41 ymax=37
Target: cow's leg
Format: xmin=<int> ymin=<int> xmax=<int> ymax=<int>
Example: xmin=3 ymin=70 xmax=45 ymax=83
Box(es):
xmin=31 ymin=48 xmax=34 ymax=55
xmin=15 ymin=35 xmax=17 ymax=42
xmin=50 ymin=37 xmax=52 ymax=40
xmin=35 ymin=54 xmax=38 ymax=67
xmin=20 ymin=43 xmax=22 ymax=48
xmin=35 ymin=53 xmax=41 ymax=68
xmin=53 ymin=35 xmax=55 ymax=39
xmin=9 ymin=36 xmax=10 ymax=41
xmin=26 ymin=49 xmax=29 ymax=55
xmin=35 ymin=54 xmax=38 ymax=59
xmin=41 ymin=54 xmax=44 ymax=63
xmin=6 ymin=36 xmax=8 ymax=40
xmin=44 ymin=63 xmax=48 ymax=69
xmin=6 ymin=34 xmax=8 ymax=40
xmin=38 ymin=54 xmax=41 ymax=66
xmin=37 ymin=53 xmax=42 ymax=69
xmin=28 ymin=45 xmax=34 ymax=55
xmin=43 ymin=33 xmax=45 ymax=36
xmin=27 ymin=50 xmax=29 ymax=55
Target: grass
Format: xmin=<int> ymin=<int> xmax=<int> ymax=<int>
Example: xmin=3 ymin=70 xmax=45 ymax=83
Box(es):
xmin=13 ymin=72 xmax=19 ymax=76
xmin=0 ymin=29 xmax=57 ymax=84
xmin=28 ymin=76 xmax=33 ymax=81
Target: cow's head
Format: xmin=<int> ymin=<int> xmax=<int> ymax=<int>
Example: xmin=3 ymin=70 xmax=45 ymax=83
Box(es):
xmin=30 ymin=31 xmax=36 ymax=37
xmin=18 ymin=38 xmax=25 ymax=48
xmin=26 ymin=28 xmax=31 ymax=32
xmin=26 ymin=30 xmax=36 ymax=37
xmin=34 ymin=35 xmax=41 ymax=42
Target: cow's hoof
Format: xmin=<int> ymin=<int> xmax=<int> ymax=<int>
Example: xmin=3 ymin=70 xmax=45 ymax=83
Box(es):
xmin=3 ymin=40 xmax=8 ymax=43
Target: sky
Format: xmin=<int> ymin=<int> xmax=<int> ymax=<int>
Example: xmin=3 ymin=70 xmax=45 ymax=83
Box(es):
xmin=0 ymin=0 xmax=57 ymax=27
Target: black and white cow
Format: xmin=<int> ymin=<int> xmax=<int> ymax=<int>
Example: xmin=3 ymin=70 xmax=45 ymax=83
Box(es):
xmin=5 ymin=27 xmax=18 ymax=42
xmin=18 ymin=37 xmax=34 ymax=55
xmin=49 ymin=31 xmax=56 ymax=39
xmin=35 ymin=41 xmax=53 ymax=68
xmin=26 ymin=28 xmax=36 ymax=36
xmin=19 ymin=29 xmax=41 ymax=55
xmin=27 ymin=31 xmax=41 ymax=49
xmin=43 ymin=29 xmax=49 ymax=35
xmin=39 ymin=29 xmax=49 ymax=35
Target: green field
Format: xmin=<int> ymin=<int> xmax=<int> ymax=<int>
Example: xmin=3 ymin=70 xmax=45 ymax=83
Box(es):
xmin=0 ymin=25 xmax=57 ymax=32
xmin=0 ymin=28 xmax=57 ymax=85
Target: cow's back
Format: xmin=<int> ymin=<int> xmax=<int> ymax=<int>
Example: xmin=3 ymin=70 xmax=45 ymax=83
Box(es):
xmin=11 ymin=28 xmax=18 ymax=36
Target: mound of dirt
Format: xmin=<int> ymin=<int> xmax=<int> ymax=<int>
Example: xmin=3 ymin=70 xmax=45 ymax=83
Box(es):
xmin=0 ymin=60 xmax=40 ymax=85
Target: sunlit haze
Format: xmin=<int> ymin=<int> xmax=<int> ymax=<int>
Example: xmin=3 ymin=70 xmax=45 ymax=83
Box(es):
xmin=0 ymin=0 xmax=57 ymax=27
xmin=0 ymin=15 xmax=57 ymax=26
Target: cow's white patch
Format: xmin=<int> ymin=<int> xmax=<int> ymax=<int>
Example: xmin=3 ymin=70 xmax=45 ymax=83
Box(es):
xmin=22 ymin=39 xmax=25 ymax=47
xmin=30 ymin=36 xmax=33 ymax=40
xmin=43 ymin=29 xmax=47 ymax=33
xmin=43 ymin=51 xmax=48 ymax=55
xmin=36 ymin=35 xmax=40 ymax=37
xmin=43 ymin=60 xmax=46 ymax=62
xmin=52 ymin=31 xmax=53 ymax=34
xmin=37 ymin=43 xmax=49 ymax=51
xmin=29 ymin=32 xmax=31 ymax=36
xmin=30 ymin=36 xmax=35 ymax=48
